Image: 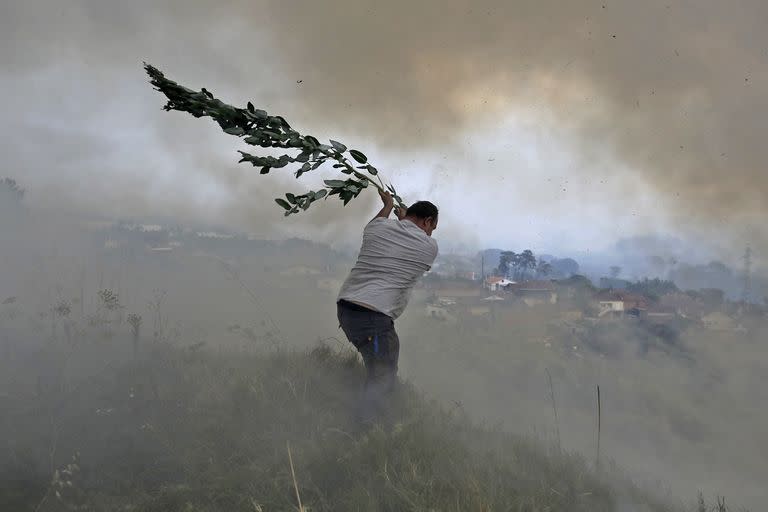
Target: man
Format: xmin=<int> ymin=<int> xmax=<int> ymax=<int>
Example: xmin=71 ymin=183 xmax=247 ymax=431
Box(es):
xmin=337 ymin=189 xmax=439 ymax=425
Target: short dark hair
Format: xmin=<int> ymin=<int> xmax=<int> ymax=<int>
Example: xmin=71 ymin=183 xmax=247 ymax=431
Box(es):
xmin=406 ymin=201 xmax=438 ymax=220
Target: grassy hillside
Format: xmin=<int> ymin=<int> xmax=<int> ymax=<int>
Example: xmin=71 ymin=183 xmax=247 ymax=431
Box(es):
xmin=1 ymin=336 xmax=731 ymax=512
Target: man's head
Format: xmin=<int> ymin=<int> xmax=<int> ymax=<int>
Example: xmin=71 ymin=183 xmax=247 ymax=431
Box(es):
xmin=404 ymin=201 xmax=439 ymax=236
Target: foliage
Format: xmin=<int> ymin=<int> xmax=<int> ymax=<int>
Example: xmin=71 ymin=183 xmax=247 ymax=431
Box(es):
xmin=97 ymin=289 xmax=121 ymax=311
xmin=144 ymin=64 xmax=405 ymax=216
xmin=0 ymin=336 xmax=696 ymax=512
xmin=537 ymin=258 xmax=553 ymax=277
xmin=626 ymin=278 xmax=679 ymax=301
xmin=498 ymin=249 xmax=543 ymax=280
xmin=53 ymin=300 xmax=72 ymax=318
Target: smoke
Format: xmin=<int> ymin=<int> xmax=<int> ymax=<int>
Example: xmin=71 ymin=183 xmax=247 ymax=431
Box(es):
xmin=2 ymin=0 xmax=768 ymax=252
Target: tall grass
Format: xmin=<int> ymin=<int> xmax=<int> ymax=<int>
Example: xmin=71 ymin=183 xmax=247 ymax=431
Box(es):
xmin=0 ymin=328 xmax=711 ymax=512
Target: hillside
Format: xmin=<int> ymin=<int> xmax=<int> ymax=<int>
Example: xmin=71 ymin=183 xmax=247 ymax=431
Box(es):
xmin=1 ymin=338 xmax=727 ymax=512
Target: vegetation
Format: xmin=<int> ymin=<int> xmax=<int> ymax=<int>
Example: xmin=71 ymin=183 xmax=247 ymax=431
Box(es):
xmin=496 ymin=249 xmax=548 ymax=280
xmin=144 ymin=64 xmax=406 ymax=216
xmin=3 ymin=324 xmax=722 ymax=512
xmin=626 ymin=278 xmax=680 ymax=301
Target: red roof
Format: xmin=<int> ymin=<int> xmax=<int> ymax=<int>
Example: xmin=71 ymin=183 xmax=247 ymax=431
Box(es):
xmin=485 ymin=276 xmax=505 ymax=284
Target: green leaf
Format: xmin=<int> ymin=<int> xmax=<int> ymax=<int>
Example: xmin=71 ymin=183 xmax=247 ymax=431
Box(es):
xmin=330 ymin=140 xmax=347 ymax=152
xmin=366 ymin=165 xmax=378 ymax=175
xmin=260 ymin=166 xmax=271 ymax=174
xmin=305 ymin=135 xmax=320 ymax=147
xmin=247 ymin=102 xmax=255 ymax=112
xmin=286 ymin=193 xmax=297 ymax=204
xmin=324 ymin=179 xmax=347 ymax=188
xmin=275 ymin=116 xmax=291 ymax=129
xmin=275 ymin=198 xmax=291 ymax=210
xmin=349 ymin=149 xmax=367 ymax=163
xmin=224 ymin=127 xmax=245 ymax=136
xmin=314 ymin=190 xmax=327 ymax=200
xmin=295 ymin=151 xmax=310 ymax=163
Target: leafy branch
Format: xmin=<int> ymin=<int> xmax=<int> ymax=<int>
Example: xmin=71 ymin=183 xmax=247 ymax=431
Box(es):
xmin=144 ymin=63 xmax=405 ymax=216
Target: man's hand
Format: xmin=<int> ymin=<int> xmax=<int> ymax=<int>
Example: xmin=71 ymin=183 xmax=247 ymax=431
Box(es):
xmin=371 ymin=189 xmax=396 ymax=222
xmin=394 ymin=204 xmax=407 ymax=220
xmin=378 ymin=189 xmax=394 ymax=208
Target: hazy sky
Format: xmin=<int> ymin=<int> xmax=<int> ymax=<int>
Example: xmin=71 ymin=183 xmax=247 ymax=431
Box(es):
xmin=2 ymin=0 xmax=767 ymax=263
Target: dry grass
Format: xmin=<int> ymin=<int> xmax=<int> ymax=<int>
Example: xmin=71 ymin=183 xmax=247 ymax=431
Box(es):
xmin=0 ymin=330 xmax=710 ymax=512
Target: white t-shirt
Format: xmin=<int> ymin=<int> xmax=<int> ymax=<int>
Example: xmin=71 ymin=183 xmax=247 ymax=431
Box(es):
xmin=338 ymin=217 xmax=439 ymax=319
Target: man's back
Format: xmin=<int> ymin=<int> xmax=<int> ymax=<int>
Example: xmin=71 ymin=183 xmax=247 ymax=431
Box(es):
xmin=338 ymin=217 xmax=438 ymax=318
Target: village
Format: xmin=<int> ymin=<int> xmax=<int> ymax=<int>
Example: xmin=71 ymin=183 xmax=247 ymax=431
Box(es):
xmin=420 ymin=270 xmax=757 ymax=338
xmin=91 ymin=221 xmax=762 ymax=349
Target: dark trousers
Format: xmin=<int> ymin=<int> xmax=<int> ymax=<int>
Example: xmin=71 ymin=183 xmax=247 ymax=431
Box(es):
xmin=337 ymin=300 xmax=400 ymax=424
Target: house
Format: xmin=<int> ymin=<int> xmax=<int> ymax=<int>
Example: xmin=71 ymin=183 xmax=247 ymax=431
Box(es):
xmin=594 ymin=291 xmax=649 ymax=318
xmin=484 ymin=276 xmax=515 ymax=292
xmin=507 ymin=280 xmax=558 ymax=306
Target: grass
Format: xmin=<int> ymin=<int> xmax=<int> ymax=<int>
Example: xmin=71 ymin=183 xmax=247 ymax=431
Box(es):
xmin=0 ymin=335 xmax=744 ymax=511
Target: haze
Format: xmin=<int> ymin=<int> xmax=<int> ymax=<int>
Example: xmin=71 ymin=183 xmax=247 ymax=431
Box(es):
xmin=2 ymin=1 xmax=768 ymax=511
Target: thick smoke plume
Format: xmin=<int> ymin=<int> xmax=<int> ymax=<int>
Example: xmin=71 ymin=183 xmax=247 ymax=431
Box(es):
xmin=2 ymin=1 xmax=767 ymax=251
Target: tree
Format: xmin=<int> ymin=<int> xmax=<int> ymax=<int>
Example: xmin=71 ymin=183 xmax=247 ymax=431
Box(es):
xmin=144 ymin=64 xmax=404 ymax=216
xmin=609 ymin=266 xmax=621 ymax=279
xmin=626 ymin=278 xmax=679 ymax=301
xmin=537 ymin=259 xmax=553 ymax=277
xmin=517 ymin=250 xmax=537 ymax=280
xmin=498 ymin=251 xmax=517 ymax=279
